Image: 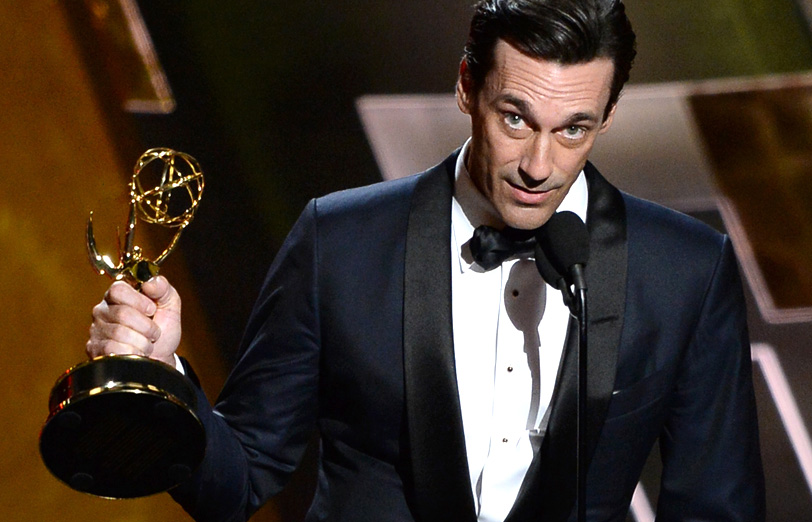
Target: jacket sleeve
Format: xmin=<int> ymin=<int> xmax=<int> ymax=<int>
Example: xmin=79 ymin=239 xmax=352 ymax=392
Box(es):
xmin=170 ymin=199 xmax=321 ymax=522
xmin=656 ymin=236 xmax=765 ymax=521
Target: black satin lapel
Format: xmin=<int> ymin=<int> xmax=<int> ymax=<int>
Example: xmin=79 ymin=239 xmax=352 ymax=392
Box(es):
xmin=508 ymin=162 xmax=627 ymax=521
xmin=582 ymin=161 xmax=627 ymax=464
xmin=403 ymin=153 xmax=477 ymax=521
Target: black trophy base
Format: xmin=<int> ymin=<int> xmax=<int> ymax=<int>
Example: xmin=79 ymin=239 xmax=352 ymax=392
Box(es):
xmin=40 ymin=355 xmax=205 ymax=499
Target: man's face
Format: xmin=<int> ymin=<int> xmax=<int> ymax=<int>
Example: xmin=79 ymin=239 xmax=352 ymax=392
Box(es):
xmin=457 ymin=39 xmax=617 ymax=230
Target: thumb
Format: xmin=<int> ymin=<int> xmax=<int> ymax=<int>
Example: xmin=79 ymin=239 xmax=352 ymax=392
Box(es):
xmin=140 ymin=276 xmax=181 ymax=313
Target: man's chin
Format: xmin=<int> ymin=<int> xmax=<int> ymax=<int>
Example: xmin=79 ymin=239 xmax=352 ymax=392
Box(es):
xmin=501 ymin=211 xmax=554 ymax=231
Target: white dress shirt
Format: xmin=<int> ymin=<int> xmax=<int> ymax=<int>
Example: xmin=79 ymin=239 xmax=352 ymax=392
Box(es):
xmin=451 ymin=140 xmax=588 ymax=521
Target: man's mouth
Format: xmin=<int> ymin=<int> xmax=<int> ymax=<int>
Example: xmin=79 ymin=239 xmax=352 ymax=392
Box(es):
xmin=507 ymin=182 xmax=553 ymax=205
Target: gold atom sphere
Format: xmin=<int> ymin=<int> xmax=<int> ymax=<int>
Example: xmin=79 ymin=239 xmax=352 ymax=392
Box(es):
xmin=131 ymin=148 xmax=204 ymax=228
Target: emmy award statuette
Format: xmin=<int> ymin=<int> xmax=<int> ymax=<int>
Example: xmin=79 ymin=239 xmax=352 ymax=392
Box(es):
xmin=40 ymin=149 xmax=206 ymax=498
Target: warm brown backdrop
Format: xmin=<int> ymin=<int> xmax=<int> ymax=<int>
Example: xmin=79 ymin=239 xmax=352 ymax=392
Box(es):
xmin=0 ymin=2 xmax=233 ymax=521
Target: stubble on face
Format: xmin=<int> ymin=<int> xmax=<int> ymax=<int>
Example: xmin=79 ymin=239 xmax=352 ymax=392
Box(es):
xmin=457 ymin=40 xmax=616 ymax=230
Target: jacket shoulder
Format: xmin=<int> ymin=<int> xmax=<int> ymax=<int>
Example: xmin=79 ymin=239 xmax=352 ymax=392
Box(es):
xmin=622 ymin=192 xmax=725 ymax=255
xmin=314 ymin=173 xmax=421 ymax=222
xmin=312 ymin=152 xmax=457 ymax=225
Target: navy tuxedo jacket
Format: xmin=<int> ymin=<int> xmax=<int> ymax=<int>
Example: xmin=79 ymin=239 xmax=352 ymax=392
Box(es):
xmin=172 ymin=152 xmax=764 ymax=521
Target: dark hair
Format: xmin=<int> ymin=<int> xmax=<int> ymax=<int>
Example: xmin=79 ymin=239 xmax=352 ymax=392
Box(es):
xmin=463 ymin=0 xmax=636 ymax=119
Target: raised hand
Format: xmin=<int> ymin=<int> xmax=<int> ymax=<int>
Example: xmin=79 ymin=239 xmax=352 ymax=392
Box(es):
xmin=86 ymin=276 xmax=182 ymax=368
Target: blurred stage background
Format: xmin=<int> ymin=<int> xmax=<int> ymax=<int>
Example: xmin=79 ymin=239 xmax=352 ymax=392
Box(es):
xmin=2 ymin=1 xmax=812 ymax=520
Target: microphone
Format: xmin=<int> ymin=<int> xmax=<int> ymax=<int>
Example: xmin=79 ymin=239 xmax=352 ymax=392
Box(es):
xmin=533 ymin=243 xmax=571 ymax=309
xmin=534 ymin=211 xmax=590 ymax=297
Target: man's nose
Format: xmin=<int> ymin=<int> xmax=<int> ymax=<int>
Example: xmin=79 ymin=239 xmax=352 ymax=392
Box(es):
xmin=518 ymin=133 xmax=553 ymax=184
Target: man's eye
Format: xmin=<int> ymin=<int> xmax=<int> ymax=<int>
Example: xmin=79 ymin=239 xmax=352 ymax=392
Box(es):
xmin=562 ymin=126 xmax=586 ymax=140
xmin=504 ymin=113 xmax=526 ymax=130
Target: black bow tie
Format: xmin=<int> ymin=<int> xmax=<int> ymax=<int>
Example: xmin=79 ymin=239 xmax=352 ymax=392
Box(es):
xmin=469 ymin=225 xmax=537 ymax=270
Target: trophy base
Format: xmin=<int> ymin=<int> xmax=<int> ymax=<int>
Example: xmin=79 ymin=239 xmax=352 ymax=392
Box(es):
xmin=40 ymin=355 xmax=205 ymax=499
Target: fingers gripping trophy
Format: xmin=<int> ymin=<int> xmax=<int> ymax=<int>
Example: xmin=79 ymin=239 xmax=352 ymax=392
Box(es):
xmin=40 ymin=149 xmax=206 ymax=499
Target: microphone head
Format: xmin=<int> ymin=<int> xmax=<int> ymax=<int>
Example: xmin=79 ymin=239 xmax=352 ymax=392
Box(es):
xmin=534 ymin=242 xmax=563 ymax=288
xmin=535 ymin=211 xmax=590 ymax=275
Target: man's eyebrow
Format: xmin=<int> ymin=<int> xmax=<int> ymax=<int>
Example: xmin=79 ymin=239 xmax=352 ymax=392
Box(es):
xmin=564 ymin=112 xmax=600 ymax=126
xmin=496 ymin=94 xmax=530 ymax=113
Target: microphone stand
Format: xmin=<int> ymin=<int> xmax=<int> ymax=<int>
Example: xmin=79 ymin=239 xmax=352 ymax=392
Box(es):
xmin=554 ymin=266 xmax=587 ymax=522
xmin=571 ymin=266 xmax=588 ymax=522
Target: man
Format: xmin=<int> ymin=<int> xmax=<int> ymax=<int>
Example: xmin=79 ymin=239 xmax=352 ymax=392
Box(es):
xmin=87 ymin=1 xmax=765 ymax=520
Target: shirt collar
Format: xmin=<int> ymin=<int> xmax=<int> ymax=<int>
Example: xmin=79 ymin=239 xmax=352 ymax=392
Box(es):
xmin=451 ymin=138 xmax=589 ymax=274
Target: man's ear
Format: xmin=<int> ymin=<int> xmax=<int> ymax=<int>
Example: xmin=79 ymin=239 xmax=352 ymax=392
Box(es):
xmin=599 ymin=103 xmax=618 ymax=134
xmin=456 ymin=59 xmax=474 ymax=115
